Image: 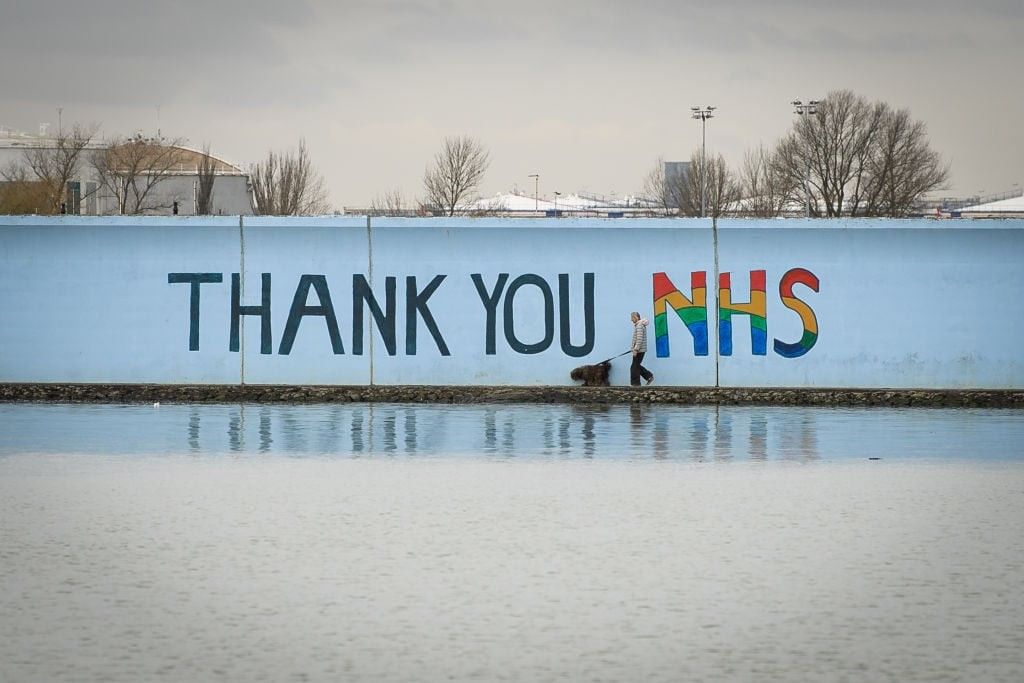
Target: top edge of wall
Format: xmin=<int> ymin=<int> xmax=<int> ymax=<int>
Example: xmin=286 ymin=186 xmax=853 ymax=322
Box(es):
xmin=0 ymin=215 xmax=244 ymax=227
xmin=2 ymin=215 xmax=1022 ymax=231
xmin=714 ymin=217 xmax=1024 ymax=230
xmin=241 ymin=216 xmax=368 ymax=228
xmin=365 ymin=217 xmax=712 ymax=229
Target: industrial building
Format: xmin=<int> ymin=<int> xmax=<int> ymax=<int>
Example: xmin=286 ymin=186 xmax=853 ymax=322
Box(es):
xmin=0 ymin=127 xmax=253 ymax=216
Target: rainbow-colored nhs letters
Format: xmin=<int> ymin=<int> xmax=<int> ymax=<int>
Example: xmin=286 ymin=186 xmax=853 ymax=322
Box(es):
xmin=654 ymin=269 xmax=819 ymax=359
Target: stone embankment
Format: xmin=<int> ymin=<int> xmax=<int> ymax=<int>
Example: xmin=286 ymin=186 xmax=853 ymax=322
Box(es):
xmin=1 ymin=384 xmax=1022 ymax=408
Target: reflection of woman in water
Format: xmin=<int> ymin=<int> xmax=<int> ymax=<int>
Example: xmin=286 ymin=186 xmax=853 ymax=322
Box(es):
xmin=629 ymin=311 xmax=654 ymax=386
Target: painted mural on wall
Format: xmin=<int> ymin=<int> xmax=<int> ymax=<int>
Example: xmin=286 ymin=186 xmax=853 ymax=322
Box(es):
xmin=5 ymin=217 xmax=1022 ymax=389
xmin=654 ymin=269 xmax=819 ymax=359
xmin=168 ymin=268 xmax=820 ymax=360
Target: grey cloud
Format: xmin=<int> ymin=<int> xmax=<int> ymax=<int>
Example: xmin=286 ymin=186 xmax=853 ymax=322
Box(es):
xmin=2 ymin=0 xmax=1021 ymax=206
xmin=1 ymin=0 xmax=313 ymax=54
xmin=0 ymin=0 xmax=319 ymax=107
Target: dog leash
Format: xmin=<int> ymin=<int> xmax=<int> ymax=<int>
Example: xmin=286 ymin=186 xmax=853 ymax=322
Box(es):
xmin=596 ymin=350 xmax=632 ymax=365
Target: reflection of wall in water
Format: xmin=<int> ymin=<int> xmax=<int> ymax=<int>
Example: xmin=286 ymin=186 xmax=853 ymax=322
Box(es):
xmin=259 ymin=408 xmax=272 ymax=452
xmin=777 ymin=411 xmax=819 ymax=461
xmin=189 ymin=409 xmax=200 ymax=452
xmin=652 ymin=411 xmax=670 ymax=460
xmin=174 ymin=404 xmax=819 ymax=461
xmin=316 ymin=407 xmax=346 ymax=454
xmin=689 ymin=412 xmax=709 ymax=462
xmin=483 ymin=408 xmax=497 ymax=455
xmin=629 ymin=405 xmax=646 ymax=454
xmin=351 ymin=410 xmax=364 ymax=453
xmin=581 ymin=411 xmax=596 ymax=458
xmin=542 ymin=413 xmax=554 ymax=456
xmin=229 ymin=408 xmax=242 ymax=452
xmin=714 ymin=407 xmax=733 ymax=461
xmin=749 ymin=415 xmax=767 ymax=461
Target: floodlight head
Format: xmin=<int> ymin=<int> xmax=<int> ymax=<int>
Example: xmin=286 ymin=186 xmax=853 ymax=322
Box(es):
xmin=707 ymin=106 xmax=716 ymax=111
xmin=691 ymin=107 xmax=700 ymax=112
xmin=792 ymin=99 xmax=802 ymax=106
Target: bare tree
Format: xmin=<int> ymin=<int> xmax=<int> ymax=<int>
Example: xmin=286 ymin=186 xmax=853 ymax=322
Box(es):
xmin=18 ymin=123 xmax=99 ymax=214
xmin=0 ymin=162 xmax=51 ymax=214
xmin=680 ymin=153 xmax=706 ymax=217
xmin=774 ymin=90 xmax=946 ymax=217
xmin=196 ymin=142 xmax=216 ymax=215
xmin=91 ymin=134 xmax=186 ymax=214
xmin=861 ymin=107 xmax=950 ymax=217
xmin=679 ymin=150 xmax=740 ymax=218
xmin=703 ymin=153 xmax=742 ymax=219
xmin=250 ymin=140 xmax=329 ymax=215
xmin=738 ymin=144 xmax=796 ymax=217
xmin=368 ymin=188 xmax=407 ymax=216
xmin=643 ymin=157 xmax=671 ymax=212
xmin=775 ymin=90 xmax=882 ymax=217
xmin=642 ymin=156 xmax=687 ymax=215
xmin=422 ymin=135 xmax=490 ymax=216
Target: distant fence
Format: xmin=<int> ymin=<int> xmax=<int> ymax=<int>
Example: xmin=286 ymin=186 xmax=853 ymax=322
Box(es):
xmin=2 ymin=216 xmax=1022 ymax=389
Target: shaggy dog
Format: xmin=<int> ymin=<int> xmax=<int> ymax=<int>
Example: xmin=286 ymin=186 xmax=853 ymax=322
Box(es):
xmin=570 ymin=360 xmax=611 ymax=387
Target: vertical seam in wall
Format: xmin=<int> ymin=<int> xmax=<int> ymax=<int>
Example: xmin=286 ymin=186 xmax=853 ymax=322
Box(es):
xmin=712 ymin=216 xmax=720 ymax=388
xmin=367 ymin=216 xmax=374 ymax=386
xmin=239 ymin=215 xmax=246 ymax=386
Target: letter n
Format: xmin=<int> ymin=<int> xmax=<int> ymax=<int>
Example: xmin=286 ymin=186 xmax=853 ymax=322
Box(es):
xmin=653 ymin=271 xmax=708 ymax=357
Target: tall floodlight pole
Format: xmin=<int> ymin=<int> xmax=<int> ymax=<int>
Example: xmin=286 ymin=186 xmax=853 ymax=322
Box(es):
xmin=792 ymin=99 xmax=819 ymax=218
xmin=691 ymin=106 xmax=715 ymax=218
xmin=528 ymin=174 xmax=539 ymax=212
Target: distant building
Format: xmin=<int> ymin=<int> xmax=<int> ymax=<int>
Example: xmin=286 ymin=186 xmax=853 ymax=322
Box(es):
xmin=345 ymin=190 xmax=663 ymax=218
xmin=663 ymin=161 xmax=690 ymax=209
xmin=0 ymin=128 xmax=253 ymax=216
xmin=955 ymin=192 xmax=1024 ymax=219
xmin=462 ymin=191 xmax=660 ymax=217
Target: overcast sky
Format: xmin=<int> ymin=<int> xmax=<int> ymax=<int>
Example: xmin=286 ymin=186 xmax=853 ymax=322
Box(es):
xmin=2 ymin=0 xmax=1021 ymax=208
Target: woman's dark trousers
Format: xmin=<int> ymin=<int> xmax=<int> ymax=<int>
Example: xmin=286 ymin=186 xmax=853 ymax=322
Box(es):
xmin=631 ymin=352 xmax=653 ymax=386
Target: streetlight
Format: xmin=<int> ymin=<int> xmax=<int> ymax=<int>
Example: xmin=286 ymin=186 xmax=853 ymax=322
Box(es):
xmin=792 ymin=99 xmax=819 ymax=218
xmin=691 ymin=106 xmax=715 ymax=218
xmin=553 ymin=191 xmax=561 ymax=215
xmin=528 ymin=174 xmax=539 ymax=212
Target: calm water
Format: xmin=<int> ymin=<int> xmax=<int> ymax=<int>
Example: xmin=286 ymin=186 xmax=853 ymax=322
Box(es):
xmin=2 ymin=403 xmax=1024 ymax=682
xmin=2 ymin=402 xmax=1024 ymax=461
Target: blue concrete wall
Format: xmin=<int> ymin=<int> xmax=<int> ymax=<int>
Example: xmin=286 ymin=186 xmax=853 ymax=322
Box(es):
xmin=2 ymin=215 xmax=1021 ymax=389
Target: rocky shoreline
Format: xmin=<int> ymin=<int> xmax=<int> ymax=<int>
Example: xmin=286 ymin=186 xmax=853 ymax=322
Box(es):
xmin=1 ymin=383 xmax=1022 ymax=408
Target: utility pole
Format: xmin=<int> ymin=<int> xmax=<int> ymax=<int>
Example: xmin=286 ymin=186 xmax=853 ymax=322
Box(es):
xmin=792 ymin=99 xmax=819 ymax=218
xmin=691 ymin=106 xmax=715 ymax=218
xmin=528 ymin=174 xmax=539 ymax=212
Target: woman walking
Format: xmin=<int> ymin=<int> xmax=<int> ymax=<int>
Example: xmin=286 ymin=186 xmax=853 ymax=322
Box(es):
xmin=629 ymin=311 xmax=654 ymax=386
